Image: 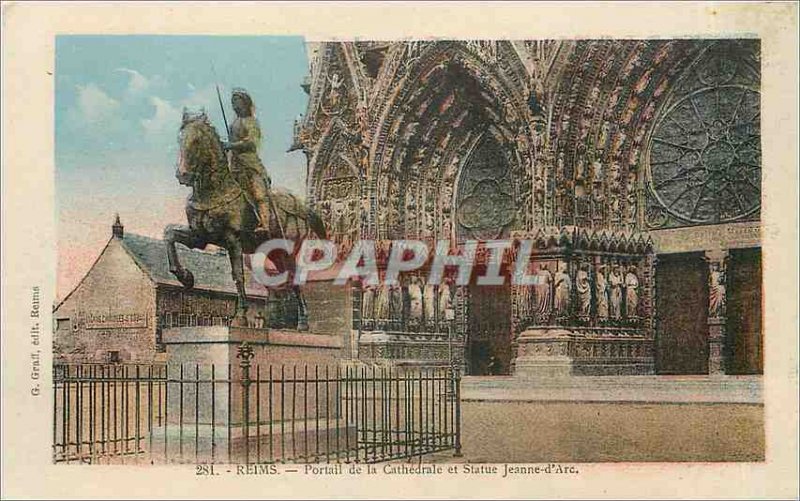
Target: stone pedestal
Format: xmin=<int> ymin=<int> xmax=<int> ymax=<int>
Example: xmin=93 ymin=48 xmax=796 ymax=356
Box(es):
xmin=356 ymin=330 xmax=464 ymax=369
xmin=708 ymin=318 xmax=726 ymax=374
xmin=514 ymin=327 xmax=655 ymax=378
xmin=160 ymin=326 xmax=344 ymax=426
xmin=514 ymin=329 xmax=574 ymax=378
xmin=149 ymin=326 xmax=347 ymax=463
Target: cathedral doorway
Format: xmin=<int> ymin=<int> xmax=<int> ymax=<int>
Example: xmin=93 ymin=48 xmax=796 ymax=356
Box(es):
xmin=466 ymin=283 xmax=512 ymax=376
xmin=655 ymin=252 xmax=709 ymax=374
xmin=726 ymin=248 xmax=763 ymax=374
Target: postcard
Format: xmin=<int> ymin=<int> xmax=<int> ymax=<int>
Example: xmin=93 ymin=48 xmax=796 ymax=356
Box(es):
xmin=2 ymin=2 xmax=798 ymax=499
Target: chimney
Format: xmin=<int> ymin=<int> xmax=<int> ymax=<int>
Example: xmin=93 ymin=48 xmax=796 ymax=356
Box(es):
xmin=112 ymin=213 xmax=124 ymax=239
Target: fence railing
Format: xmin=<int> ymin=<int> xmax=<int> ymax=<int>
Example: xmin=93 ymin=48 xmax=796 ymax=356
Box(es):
xmin=53 ymin=356 xmax=461 ymax=465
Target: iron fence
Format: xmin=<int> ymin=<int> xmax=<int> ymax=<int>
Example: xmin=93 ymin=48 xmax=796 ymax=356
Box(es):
xmin=53 ymin=357 xmax=461 ymax=465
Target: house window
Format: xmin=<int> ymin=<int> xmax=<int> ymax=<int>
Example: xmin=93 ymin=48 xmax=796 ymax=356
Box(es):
xmin=56 ymin=318 xmax=71 ymax=331
xmin=108 ymin=351 xmax=121 ymax=364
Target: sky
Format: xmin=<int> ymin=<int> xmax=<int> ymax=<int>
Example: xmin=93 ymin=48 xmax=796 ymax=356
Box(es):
xmin=56 ymin=36 xmax=310 ymax=299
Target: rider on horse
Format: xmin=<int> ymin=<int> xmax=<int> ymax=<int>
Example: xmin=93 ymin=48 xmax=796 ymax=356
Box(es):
xmin=223 ymin=88 xmax=272 ymax=233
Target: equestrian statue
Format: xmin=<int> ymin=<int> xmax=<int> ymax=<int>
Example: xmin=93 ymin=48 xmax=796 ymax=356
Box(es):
xmin=164 ymin=88 xmax=326 ymax=329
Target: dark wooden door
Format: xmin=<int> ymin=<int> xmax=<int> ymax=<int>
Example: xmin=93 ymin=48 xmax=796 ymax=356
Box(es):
xmin=727 ymin=248 xmax=763 ymax=374
xmin=467 ymin=284 xmax=512 ymax=375
xmin=655 ymin=253 xmax=709 ymax=374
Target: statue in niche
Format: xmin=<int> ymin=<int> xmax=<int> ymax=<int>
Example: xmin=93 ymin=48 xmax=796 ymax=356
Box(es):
xmin=557 ymin=152 xmax=565 ymax=179
xmin=608 ymin=86 xmax=622 ymax=110
xmin=591 ymin=157 xmax=603 ymax=183
xmin=709 ymin=262 xmax=727 ymax=318
xmin=624 ymin=265 xmax=640 ymax=319
xmin=589 ymin=83 xmax=601 ymax=104
xmin=423 ymin=281 xmax=436 ymax=331
xmin=424 ymin=207 xmax=435 ymax=238
xmin=609 ymin=160 xmax=622 ymax=186
xmin=375 ymin=285 xmax=390 ymax=328
xmin=595 ymin=264 xmax=609 ymax=320
xmin=609 ymin=194 xmax=621 ymax=221
xmin=361 ymin=283 xmax=376 ymax=327
xmin=438 ymin=279 xmax=453 ymax=329
xmin=389 ymin=282 xmax=404 ymax=329
xmin=599 ymin=121 xmax=612 ymax=151
xmin=517 ymin=277 xmax=533 ymax=323
xmin=533 ymin=264 xmax=553 ymax=322
xmin=608 ymin=264 xmax=624 ymax=320
xmin=560 ymin=113 xmax=571 ymax=134
xmin=590 ymin=187 xmax=604 ymax=224
xmin=576 ymin=263 xmax=592 ymax=319
xmin=553 ymin=263 xmax=572 ymax=318
xmin=626 ymin=173 xmax=638 ymax=228
xmin=534 ymin=176 xmax=545 ymax=209
xmin=326 ymin=72 xmax=344 ymax=110
xmin=442 ymin=218 xmax=452 ymax=241
xmin=407 ymin=276 xmax=424 ymax=329
xmin=575 ymin=156 xmax=587 ymax=181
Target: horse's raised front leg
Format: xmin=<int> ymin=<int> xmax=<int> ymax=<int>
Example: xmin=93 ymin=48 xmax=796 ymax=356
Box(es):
xmin=163 ymin=224 xmax=203 ymax=289
xmin=226 ymin=237 xmax=249 ymax=327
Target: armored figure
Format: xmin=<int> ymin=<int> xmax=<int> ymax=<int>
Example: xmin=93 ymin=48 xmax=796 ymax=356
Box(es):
xmin=223 ymin=88 xmax=272 ymax=233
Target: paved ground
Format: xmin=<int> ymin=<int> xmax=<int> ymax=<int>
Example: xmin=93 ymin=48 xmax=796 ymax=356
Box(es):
xmin=461 ymin=374 xmax=763 ymax=404
xmin=425 ymin=375 xmax=764 ymax=463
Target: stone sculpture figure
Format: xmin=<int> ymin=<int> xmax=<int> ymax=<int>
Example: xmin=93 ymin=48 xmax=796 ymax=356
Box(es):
xmin=515 ymin=269 xmax=533 ymax=322
xmin=423 ymin=282 xmax=436 ymax=330
xmin=533 ymin=264 xmax=553 ymax=321
xmin=576 ymin=264 xmax=592 ymax=318
xmin=553 ymin=263 xmax=572 ymax=317
xmin=389 ymin=283 xmax=404 ymax=329
xmin=709 ymin=262 xmax=726 ymax=318
xmin=166 ymin=107 xmax=326 ymax=329
xmin=407 ymin=277 xmax=424 ymax=329
xmin=608 ymin=264 xmax=624 ymax=320
xmin=438 ymin=281 xmax=453 ymax=329
xmin=595 ymin=265 xmax=610 ymax=320
xmin=375 ymin=285 xmax=390 ymax=327
xmin=361 ymin=284 xmax=375 ymax=326
xmin=224 ymin=88 xmax=273 ymax=233
xmin=624 ymin=265 xmax=640 ymax=318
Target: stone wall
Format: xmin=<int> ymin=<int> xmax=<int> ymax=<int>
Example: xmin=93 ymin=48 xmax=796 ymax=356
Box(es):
xmin=303 ymin=280 xmax=353 ymax=335
xmin=53 ymin=238 xmax=161 ymax=363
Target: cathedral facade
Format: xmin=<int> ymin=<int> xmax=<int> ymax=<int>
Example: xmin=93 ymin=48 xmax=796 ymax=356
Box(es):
xmin=293 ymin=40 xmax=762 ymax=377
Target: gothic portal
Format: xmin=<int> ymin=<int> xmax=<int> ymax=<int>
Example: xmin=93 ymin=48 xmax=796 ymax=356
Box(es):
xmin=293 ymin=40 xmax=762 ymax=377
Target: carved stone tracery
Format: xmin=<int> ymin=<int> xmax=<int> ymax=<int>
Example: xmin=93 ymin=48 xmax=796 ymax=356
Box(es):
xmin=298 ymin=39 xmax=759 ymax=372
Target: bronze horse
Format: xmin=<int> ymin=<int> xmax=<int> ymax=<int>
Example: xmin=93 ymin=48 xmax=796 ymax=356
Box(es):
xmin=164 ymin=110 xmax=326 ymax=328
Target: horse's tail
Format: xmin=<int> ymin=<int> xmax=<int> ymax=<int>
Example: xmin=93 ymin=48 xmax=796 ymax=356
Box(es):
xmin=306 ymin=209 xmax=327 ymax=240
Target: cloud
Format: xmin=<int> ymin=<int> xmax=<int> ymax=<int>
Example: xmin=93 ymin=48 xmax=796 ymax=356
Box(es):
xmin=115 ymin=67 xmax=150 ymax=94
xmin=140 ymin=84 xmax=222 ymax=140
xmin=141 ymin=96 xmax=180 ymax=137
xmin=74 ymin=83 xmax=119 ymax=123
xmin=181 ymin=84 xmax=219 ymax=113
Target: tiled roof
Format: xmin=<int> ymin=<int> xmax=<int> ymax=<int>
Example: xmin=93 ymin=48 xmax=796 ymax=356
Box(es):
xmin=121 ymin=233 xmax=269 ymax=297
